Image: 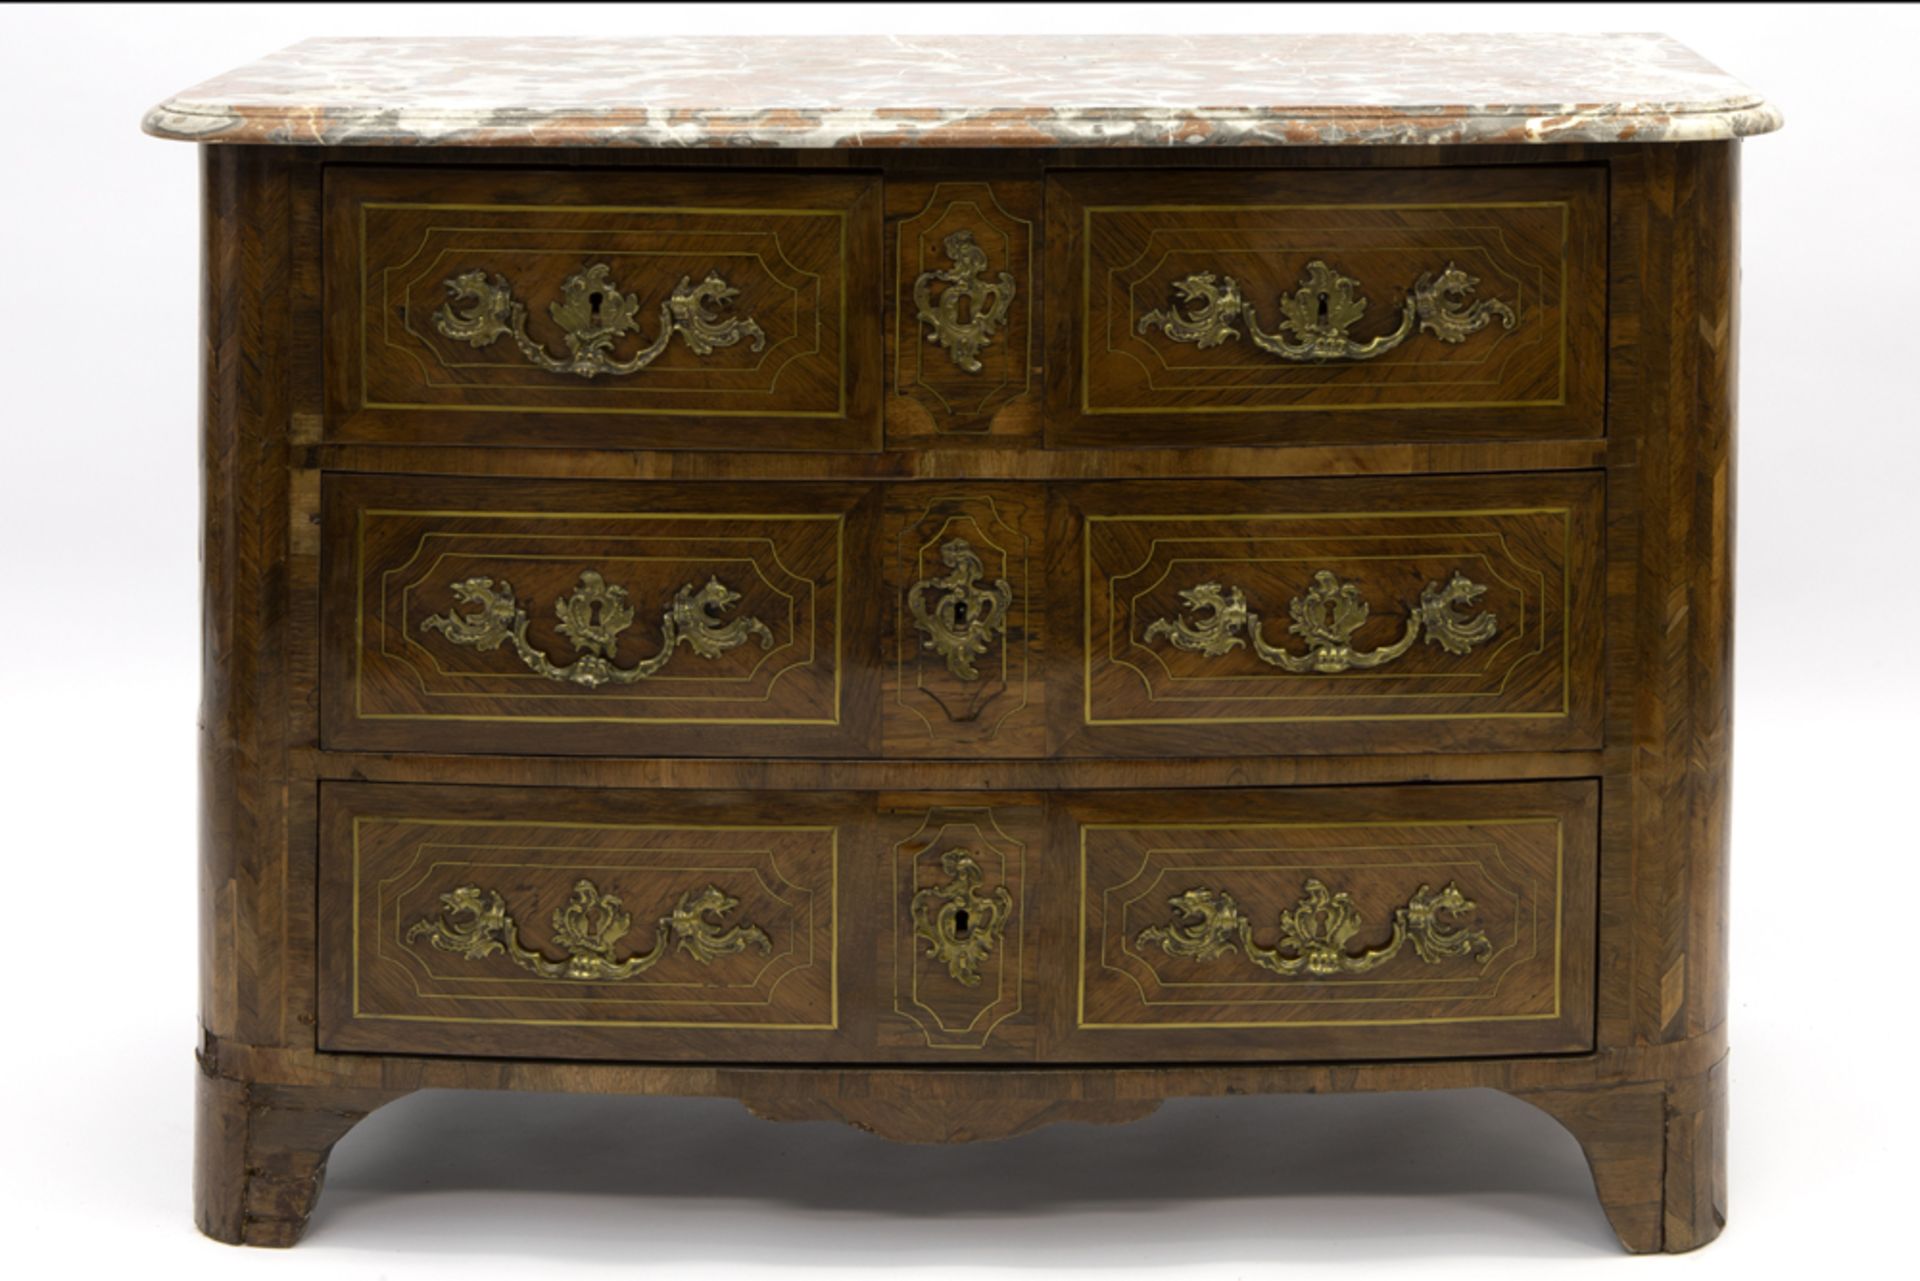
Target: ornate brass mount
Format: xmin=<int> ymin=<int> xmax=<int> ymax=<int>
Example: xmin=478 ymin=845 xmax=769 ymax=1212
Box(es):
xmin=1143 ymin=569 xmax=1496 ymax=675
xmin=408 ymin=879 xmax=772 ymax=982
xmin=1138 ymin=260 xmax=1517 ymax=363
xmin=910 ymin=849 xmax=1014 ymax=987
xmin=913 ymin=229 xmax=1016 ymax=374
xmin=421 ymin=570 xmax=774 ymax=689
xmin=907 ymin=537 xmax=1013 ymax=681
xmin=432 ymin=262 xmax=766 ymax=378
xmin=1137 ymin=879 xmax=1493 ymax=977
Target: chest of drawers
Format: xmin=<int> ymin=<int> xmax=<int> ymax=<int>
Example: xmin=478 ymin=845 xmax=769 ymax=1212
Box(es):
xmin=147 ymin=33 xmax=1779 ymax=1253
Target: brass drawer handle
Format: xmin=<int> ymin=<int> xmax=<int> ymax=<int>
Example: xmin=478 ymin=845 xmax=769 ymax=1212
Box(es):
xmin=433 ymin=262 xmax=766 ymax=378
xmin=1137 ymin=879 xmax=1492 ymax=977
xmin=408 ymin=879 xmax=771 ymax=982
xmin=1139 ymin=260 xmax=1517 ymax=363
xmin=908 ymin=537 xmax=1012 ymax=681
xmin=913 ymin=228 xmax=1016 ymax=373
xmin=1143 ymin=569 xmax=1496 ymax=674
xmin=911 ymin=850 xmax=1014 ymax=986
xmin=422 ymin=570 xmax=773 ymax=689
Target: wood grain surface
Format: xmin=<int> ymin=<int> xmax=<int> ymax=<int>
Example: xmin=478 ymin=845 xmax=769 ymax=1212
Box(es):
xmin=886 ymin=176 xmax=1043 ymax=444
xmin=189 ymin=139 xmax=1744 ymax=1253
xmin=321 ymin=472 xmax=881 ymax=757
xmin=1047 ymin=165 xmax=1607 ymax=446
xmin=326 ymin=167 xmax=883 ymax=450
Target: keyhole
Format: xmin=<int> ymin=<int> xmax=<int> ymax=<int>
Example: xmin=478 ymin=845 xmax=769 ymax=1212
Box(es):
xmin=952 ymin=908 xmax=971 ymax=937
xmin=953 ymin=600 xmax=969 ymax=626
xmin=588 ymin=290 xmax=604 ymax=321
xmin=1316 ymin=291 xmax=1331 ymax=325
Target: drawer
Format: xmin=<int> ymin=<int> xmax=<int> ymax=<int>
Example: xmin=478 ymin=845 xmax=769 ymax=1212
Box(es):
xmin=880 ymin=486 xmax=1049 ymax=757
xmin=320 ymin=473 xmax=880 ymax=757
xmin=1046 ymin=165 xmax=1606 ymax=447
xmin=324 ymin=167 xmax=882 ymax=451
xmin=318 ymin=782 xmax=1045 ymax=1062
xmin=318 ymin=780 xmax=1589 ymax=1063
xmin=1058 ymin=471 xmax=1604 ymax=756
xmin=884 ymin=178 xmax=1043 ymax=443
xmin=1061 ymin=781 xmax=1597 ymax=1061
xmin=319 ymin=783 xmax=852 ymax=1060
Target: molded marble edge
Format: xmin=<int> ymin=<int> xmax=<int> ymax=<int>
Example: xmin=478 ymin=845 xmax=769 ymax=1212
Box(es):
xmin=142 ymin=33 xmax=1783 ymax=149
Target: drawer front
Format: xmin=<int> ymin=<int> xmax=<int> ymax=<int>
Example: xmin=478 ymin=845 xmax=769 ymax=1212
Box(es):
xmin=879 ymin=795 xmax=1041 ymax=1056
xmin=1047 ymin=166 xmax=1605 ymax=446
xmin=325 ymin=167 xmax=881 ymax=451
xmin=885 ymin=179 xmax=1043 ymax=444
xmin=1060 ymin=471 xmax=1604 ymax=756
xmin=319 ymin=781 xmax=1591 ymax=1064
xmin=881 ymin=486 xmax=1049 ymax=757
xmin=321 ymin=474 xmax=880 ymax=757
xmin=1062 ymin=781 xmax=1596 ymax=1061
xmin=319 ymin=784 xmax=848 ymax=1060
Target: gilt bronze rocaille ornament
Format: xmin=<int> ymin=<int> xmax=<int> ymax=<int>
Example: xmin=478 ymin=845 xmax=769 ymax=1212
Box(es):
xmin=422 ymin=570 xmax=774 ymax=689
xmin=1143 ymin=569 xmax=1496 ymax=674
xmin=910 ymin=849 xmax=1015 ymax=987
xmin=1137 ymin=879 xmax=1493 ymax=977
xmin=1139 ymin=260 xmax=1517 ymax=363
xmin=913 ymin=229 xmax=1016 ymax=373
xmin=407 ymin=879 xmax=772 ymax=982
xmin=433 ymin=262 xmax=767 ymax=378
xmin=907 ymin=537 xmax=1014 ymax=681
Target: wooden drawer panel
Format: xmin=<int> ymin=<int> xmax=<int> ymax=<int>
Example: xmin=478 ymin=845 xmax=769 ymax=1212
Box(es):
xmin=881 ymin=486 xmax=1048 ymax=757
xmin=1060 ymin=782 xmax=1596 ymax=1061
xmin=317 ymin=781 xmax=1591 ymax=1064
xmin=878 ymin=795 xmax=1042 ymax=1056
xmin=1047 ymin=166 xmax=1605 ymax=446
xmin=319 ymin=784 xmax=849 ymax=1060
xmin=317 ymin=783 xmax=1044 ymax=1063
xmin=321 ymin=474 xmax=879 ymax=757
xmin=324 ymin=167 xmax=881 ymax=451
xmin=885 ymin=179 xmax=1042 ymax=444
xmin=1059 ymin=472 xmax=1604 ymax=757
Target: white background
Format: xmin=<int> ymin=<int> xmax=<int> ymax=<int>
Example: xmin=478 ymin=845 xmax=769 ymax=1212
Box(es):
xmin=0 ymin=2 xmax=1911 ymax=1275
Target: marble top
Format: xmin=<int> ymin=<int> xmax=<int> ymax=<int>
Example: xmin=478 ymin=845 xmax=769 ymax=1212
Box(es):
xmin=144 ymin=33 xmax=1781 ymax=149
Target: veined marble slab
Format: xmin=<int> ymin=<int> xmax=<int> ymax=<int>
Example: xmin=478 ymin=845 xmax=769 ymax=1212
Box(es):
xmin=144 ymin=33 xmax=1781 ymax=149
